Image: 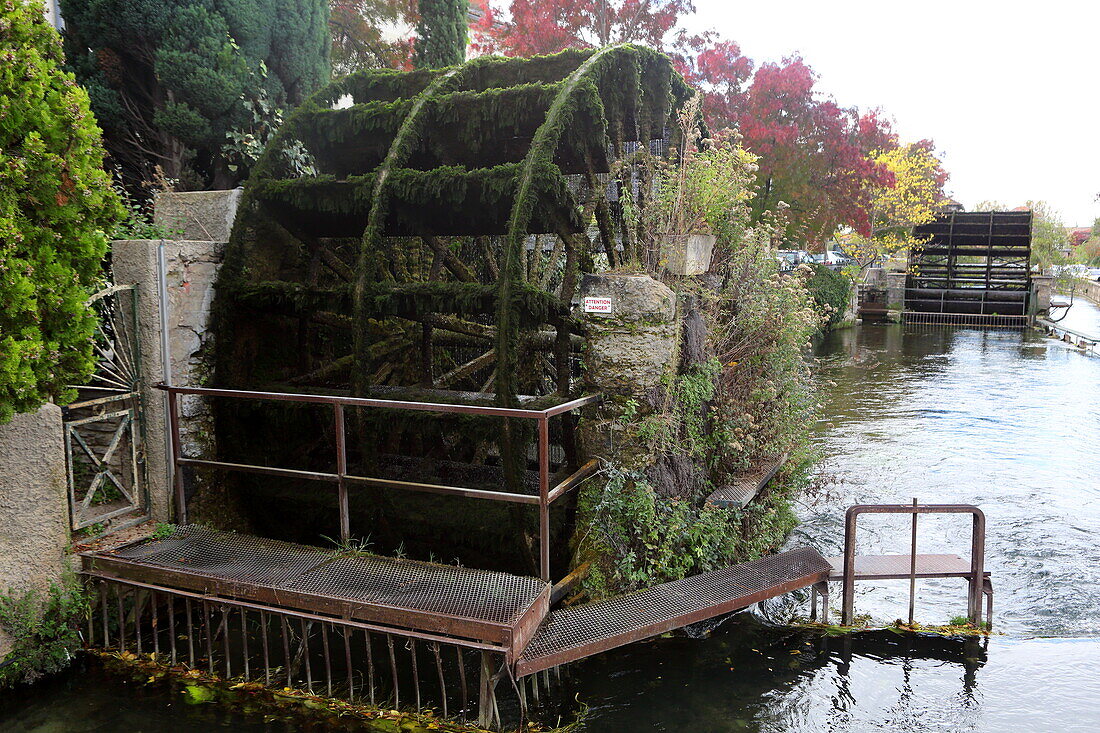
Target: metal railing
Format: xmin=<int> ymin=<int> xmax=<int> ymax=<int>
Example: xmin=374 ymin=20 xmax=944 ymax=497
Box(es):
xmin=159 ymin=384 xmax=601 ymax=581
xmin=841 ymin=503 xmax=987 ymax=625
xmin=1037 ymin=318 xmax=1100 ymax=356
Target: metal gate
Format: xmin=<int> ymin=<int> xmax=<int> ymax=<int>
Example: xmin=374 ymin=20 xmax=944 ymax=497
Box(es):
xmin=62 ymin=284 xmax=148 ymax=532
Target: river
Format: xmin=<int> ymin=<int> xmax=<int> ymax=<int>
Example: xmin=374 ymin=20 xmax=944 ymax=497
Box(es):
xmin=568 ymin=299 xmax=1100 ymax=731
xmin=3 ymin=303 xmax=1100 ymax=731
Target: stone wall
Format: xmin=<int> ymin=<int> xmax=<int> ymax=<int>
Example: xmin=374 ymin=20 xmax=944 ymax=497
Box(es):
xmin=576 ymin=273 xmax=679 ymax=471
xmin=0 ymin=405 xmax=69 ymax=658
xmin=1079 ymin=279 xmax=1100 ymax=305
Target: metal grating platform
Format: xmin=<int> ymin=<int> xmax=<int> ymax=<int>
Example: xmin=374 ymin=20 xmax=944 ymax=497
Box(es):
xmin=83 ymin=525 xmax=549 ymax=653
xmin=827 ymin=553 xmax=989 ymax=581
xmin=515 ymin=547 xmax=831 ymax=676
xmin=705 ymin=454 xmax=787 ymax=509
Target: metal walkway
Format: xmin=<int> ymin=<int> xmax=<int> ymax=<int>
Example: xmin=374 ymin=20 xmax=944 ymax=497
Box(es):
xmin=82 ymin=525 xmax=549 ymax=662
xmin=705 ymin=453 xmax=788 ymax=509
xmin=515 ymin=547 xmax=831 ymax=676
xmin=82 ymin=526 xmax=833 ymax=678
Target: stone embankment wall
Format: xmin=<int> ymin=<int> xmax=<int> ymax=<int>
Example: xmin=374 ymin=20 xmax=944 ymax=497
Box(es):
xmin=1079 ymin=279 xmax=1100 ymax=305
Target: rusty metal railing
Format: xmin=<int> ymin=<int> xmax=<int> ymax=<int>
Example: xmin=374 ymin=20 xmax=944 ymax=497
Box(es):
xmin=840 ymin=503 xmax=987 ymax=625
xmin=82 ymin=573 xmax=519 ymax=726
xmin=158 ymin=384 xmax=600 ymax=581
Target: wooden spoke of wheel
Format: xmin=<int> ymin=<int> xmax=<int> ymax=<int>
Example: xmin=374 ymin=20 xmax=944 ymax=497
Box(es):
xmin=420 ymin=234 xmax=478 ymax=283
xmin=433 ymin=349 xmax=496 ymax=390
xmin=317 ymin=244 xmax=354 ymax=282
xmin=478 ymin=237 xmax=500 ymax=280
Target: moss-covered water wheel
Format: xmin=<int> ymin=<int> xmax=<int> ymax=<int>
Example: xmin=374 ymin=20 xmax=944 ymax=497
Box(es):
xmin=212 ymin=46 xmax=693 ymax=573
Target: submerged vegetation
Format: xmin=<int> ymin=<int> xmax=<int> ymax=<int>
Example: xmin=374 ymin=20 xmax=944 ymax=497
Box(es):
xmin=95 ymin=651 xmax=498 ymax=732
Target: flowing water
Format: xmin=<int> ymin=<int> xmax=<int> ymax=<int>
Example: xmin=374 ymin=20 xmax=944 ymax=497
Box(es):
xmin=568 ymin=299 xmax=1100 ymax=731
xmin=3 ymin=303 xmax=1100 ymax=732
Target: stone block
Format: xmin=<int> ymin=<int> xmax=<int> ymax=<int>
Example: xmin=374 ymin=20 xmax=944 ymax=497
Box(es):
xmin=660 ymin=233 xmax=715 ymax=276
xmin=154 ymin=189 xmax=242 ymax=242
xmin=578 ymin=273 xmax=678 ymax=397
xmin=886 ymin=271 xmax=907 ymax=311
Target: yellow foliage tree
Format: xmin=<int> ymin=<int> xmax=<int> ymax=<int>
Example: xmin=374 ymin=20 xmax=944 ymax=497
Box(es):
xmin=844 ymin=141 xmax=947 ymax=272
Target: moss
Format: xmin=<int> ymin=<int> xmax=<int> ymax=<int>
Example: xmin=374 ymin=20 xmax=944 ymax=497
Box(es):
xmin=209 ymin=46 xmax=694 ymax=563
xmin=94 ymin=651 xmax=489 ymax=732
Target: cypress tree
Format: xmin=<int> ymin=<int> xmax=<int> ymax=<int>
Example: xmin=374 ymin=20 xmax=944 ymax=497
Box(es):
xmin=59 ymin=0 xmax=330 ymax=190
xmin=413 ymin=0 xmax=468 ymax=69
xmin=0 ymin=0 xmax=123 ymax=423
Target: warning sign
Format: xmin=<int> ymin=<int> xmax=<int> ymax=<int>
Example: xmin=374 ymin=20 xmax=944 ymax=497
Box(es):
xmin=582 ymin=296 xmax=613 ymax=314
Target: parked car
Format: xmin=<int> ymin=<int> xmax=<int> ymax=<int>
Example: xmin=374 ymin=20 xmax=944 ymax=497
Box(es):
xmin=810 ymin=251 xmax=852 ymax=269
xmin=1052 ymin=264 xmax=1090 ymax=279
xmin=1087 ymin=267 xmax=1100 ymax=282
xmin=776 ymin=249 xmax=811 ymax=271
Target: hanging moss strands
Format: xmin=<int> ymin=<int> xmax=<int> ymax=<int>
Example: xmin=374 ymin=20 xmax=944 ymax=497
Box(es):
xmin=210 ymin=47 xmax=695 ymax=568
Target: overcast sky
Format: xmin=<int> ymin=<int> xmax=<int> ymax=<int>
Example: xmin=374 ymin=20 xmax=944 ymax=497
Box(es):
xmin=684 ymin=0 xmax=1099 ymax=226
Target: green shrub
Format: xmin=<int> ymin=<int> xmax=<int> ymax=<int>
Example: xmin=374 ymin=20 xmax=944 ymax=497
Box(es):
xmin=576 ymin=466 xmax=800 ymax=598
xmin=414 ymin=0 xmax=468 ymax=69
xmin=805 ymin=263 xmax=851 ymax=330
xmin=0 ymin=576 xmax=90 ymax=687
xmin=0 ymin=1 xmax=122 ymax=424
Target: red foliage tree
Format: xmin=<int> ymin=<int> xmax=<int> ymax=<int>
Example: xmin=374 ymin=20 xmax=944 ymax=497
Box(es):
xmin=682 ymin=49 xmax=897 ymax=243
xmin=472 ymin=0 xmax=693 ymax=55
xmin=473 ymin=3 xmax=916 ymax=245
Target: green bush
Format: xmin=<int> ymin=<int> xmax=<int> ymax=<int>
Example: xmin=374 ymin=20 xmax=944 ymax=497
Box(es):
xmin=805 ymin=263 xmax=851 ymax=330
xmin=576 ymin=467 xmax=799 ymax=598
xmin=0 ymin=576 xmax=90 ymax=687
xmin=0 ymin=1 xmax=122 ymax=424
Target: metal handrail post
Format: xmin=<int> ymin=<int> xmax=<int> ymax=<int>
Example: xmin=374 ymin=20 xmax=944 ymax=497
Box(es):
xmin=537 ymin=416 xmax=551 ymax=582
xmin=969 ymin=509 xmax=986 ymax=623
xmin=842 ymin=507 xmax=858 ymax=625
xmin=167 ymin=389 xmax=186 ymax=525
xmin=335 ymin=404 xmax=349 ymax=542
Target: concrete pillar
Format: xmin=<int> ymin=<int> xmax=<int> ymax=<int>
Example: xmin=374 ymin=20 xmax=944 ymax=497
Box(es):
xmin=0 ymin=404 xmax=69 ymax=658
xmin=105 ymin=187 xmax=238 ymax=522
xmin=110 ymin=239 xmax=227 ymax=521
xmin=1031 ymin=275 xmax=1053 ymax=314
xmin=576 ymin=273 xmax=679 ymax=470
xmin=887 ymin=272 xmax=907 ymax=312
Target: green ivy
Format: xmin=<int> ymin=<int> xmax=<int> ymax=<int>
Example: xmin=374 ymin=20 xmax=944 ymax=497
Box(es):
xmin=575 ymin=466 xmax=799 ymax=598
xmin=0 ymin=1 xmax=123 ymax=423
